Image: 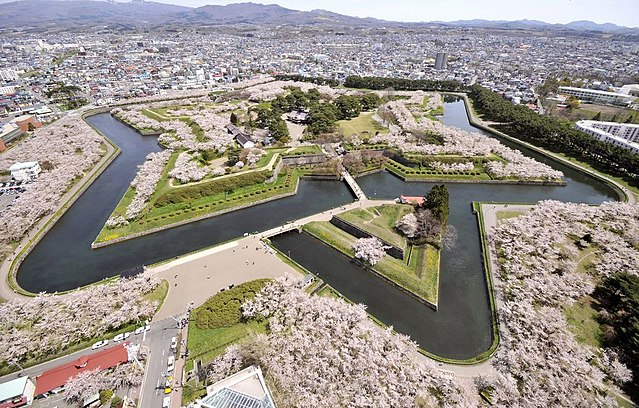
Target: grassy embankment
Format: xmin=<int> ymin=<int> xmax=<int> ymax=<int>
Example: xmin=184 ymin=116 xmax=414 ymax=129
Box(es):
xmin=303 ymin=204 xmax=441 ymax=305
xmin=182 ymin=279 xmax=270 ymax=404
xmin=95 ymin=165 xmax=300 ymax=243
xmin=95 ymin=145 xmax=297 ymax=244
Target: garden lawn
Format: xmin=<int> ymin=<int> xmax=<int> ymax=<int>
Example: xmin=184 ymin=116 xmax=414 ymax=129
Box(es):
xmin=496 ymin=210 xmax=526 ymax=222
xmin=95 ymin=170 xmax=300 ymax=243
xmin=336 ymin=204 xmax=412 ymax=249
xmin=185 ymin=320 xmax=268 ymax=372
xmin=143 ymin=279 xmax=170 ymax=312
xmin=385 ymin=159 xmax=492 ymax=182
xmin=338 ymin=112 xmax=389 ymax=140
xmin=563 ymin=296 xmax=602 ymax=348
xmin=303 ymin=221 xmax=440 ymax=305
xmin=283 ymin=145 xmax=323 ymax=156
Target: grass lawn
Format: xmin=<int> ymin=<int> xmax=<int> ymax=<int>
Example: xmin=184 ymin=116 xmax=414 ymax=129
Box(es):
xmin=338 ymin=112 xmax=389 ymax=140
xmin=563 ymin=296 xmax=602 ymax=348
xmin=95 ymin=169 xmax=300 ymax=243
xmin=496 ymin=210 xmax=526 ymax=222
xmin=182 ymin=319 xmax=268 ymax=405
xmin=336 ymin=204 xmax=412 ymax=249
xmin=303 ymin=221 xmax=440 ymax=305
xmin=143 ymin=279 xmax=169 ymax=312
xmin=185 ymin=320 xmax=267 ymax=373
xmin=283 ymin=145 xmax=322 ymax=156
xmin=385 ymin=159 xmax=492 ymax=182
xmin=316 ymin=285 xmax=342 ymax=299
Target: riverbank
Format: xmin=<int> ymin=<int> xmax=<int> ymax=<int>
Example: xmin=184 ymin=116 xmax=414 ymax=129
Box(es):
xmin=453 ymin=92 xmax=635 ymax=204
xmin=1 ymin=108 xmax=121 ymax=299
xmin=92 ymin=174 xmax=301 ymax=248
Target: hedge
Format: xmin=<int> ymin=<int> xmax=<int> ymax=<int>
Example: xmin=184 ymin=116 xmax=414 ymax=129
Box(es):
xmin=155 ymin=170 xmax=272 ymax=207
xmin=194 ymin=279 xmax=271 ymax=329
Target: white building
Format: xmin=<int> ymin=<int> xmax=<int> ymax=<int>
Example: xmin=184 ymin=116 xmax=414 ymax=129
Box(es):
xmin=9 ymin=161 xmax=41 ymax=181
xmin=575 ymin=120 xmax=639 ymax=154
xmin=196 ymin=365 xmax=276 ymax=408
xmin=0 ymin=377 xmax=36 ymax=407
xmin=558 ymin=86 xmax=635 ymax=106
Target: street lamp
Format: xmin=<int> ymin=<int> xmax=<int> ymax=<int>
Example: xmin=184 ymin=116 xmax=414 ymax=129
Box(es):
xmin=10 ymin=359 xmax=24 ymax=376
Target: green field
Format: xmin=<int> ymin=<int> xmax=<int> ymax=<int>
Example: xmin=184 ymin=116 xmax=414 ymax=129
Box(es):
xmin=563 ymin=296 xmax=602 ymax=348
xmin=496 ymin=210 xmax=526 ymax=221
xmin=385 ymin=159 xmax=492 ymax=181
xmin=283 ymin=145 xmax=323 ymax=156
xmin=338 ymin=112 xmax=389 ymax=140
xmin=336 ymin=204 xmax=412 ymax=249
xmin=303 ymin=219 xmax=440 ymax=305
xmin=95 ymin=169 xmax=300 ymax=243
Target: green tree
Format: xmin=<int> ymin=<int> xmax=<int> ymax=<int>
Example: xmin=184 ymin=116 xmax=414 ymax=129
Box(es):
xmin=335 ymin=95 xmax=362 ymax=120
xmin=592 ymin=112 xmax=602 ymax=121
xmin=360 ymin=93 xmax=382 ymax=110
xmin=422 ymin=184 xmax=449 ymax=225
xmin=226 ymin=146 xmax=242 ymax=166
xmin=230 ymin=112 xmax=239 ymax=125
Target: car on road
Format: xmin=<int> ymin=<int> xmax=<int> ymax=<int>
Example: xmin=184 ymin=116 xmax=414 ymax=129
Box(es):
xmin=162 ymin=396 xmax=171 ymax=408
xmin=170 ymin=337 xmax=177 ymax=351
xmin=113 ymin=332 xmax=131 ymax=342
xmin=91 ymin=339 xmax=109 ymax=350
xmin=167 ymin=356 xmax=175 ymax=373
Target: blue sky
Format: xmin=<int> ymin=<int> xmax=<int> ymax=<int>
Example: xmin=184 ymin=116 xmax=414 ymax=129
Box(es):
xmin=154 ymin=0 xmax=639 ymax=27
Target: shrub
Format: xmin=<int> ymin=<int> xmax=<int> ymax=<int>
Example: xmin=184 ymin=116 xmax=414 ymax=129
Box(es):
xmin=194 ymin=279 xmax=271 ymax=329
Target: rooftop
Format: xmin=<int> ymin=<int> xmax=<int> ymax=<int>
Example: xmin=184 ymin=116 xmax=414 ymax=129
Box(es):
xmin=0 ymin=377 xmax=30 ymax=402
xmin=34 ymin=343 xmax=129 ymax=396
xmin=199 ymin=366 xmax=276 ymax=408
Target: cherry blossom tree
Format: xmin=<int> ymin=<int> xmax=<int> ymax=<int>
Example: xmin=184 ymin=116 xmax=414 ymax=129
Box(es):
xmin=0 ymin=275 xmax=160 ymax=365
xmin=0 ymin=115 xmax=106 ymax=241
xmin=204 ymin=277 xmax=478 ymax=408
xmin=352 ymin=237 xmax=388 ymax=265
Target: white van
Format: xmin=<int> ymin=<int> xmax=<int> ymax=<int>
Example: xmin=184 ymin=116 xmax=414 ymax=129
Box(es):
xmin=167 ymin=355 xmax=175 ymax=373
xmin=162 ymin=396 xmax=171 ymax=408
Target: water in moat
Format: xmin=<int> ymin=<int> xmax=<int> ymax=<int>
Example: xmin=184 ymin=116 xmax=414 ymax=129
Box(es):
xmin=270 ymin=96 xmax=617 ymax=359
xmin=17 ymin=98 xmax=617 ymax=359
xmin=17 ymin=114 xmax=353 ymax=292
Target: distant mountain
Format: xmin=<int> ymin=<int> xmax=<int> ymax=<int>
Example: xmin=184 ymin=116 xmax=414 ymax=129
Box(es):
xmin=0 ymin=0 xmax=635 ymax=32
xmin=165 ymin=2 xmax=383 ymax=26
xmin=564 ymin=20 xmax=624 ymax=31
xmin=0 ymin=0 xmax=190 ymax=26
xmin=434 ymin=18 xmax=631 ymax=32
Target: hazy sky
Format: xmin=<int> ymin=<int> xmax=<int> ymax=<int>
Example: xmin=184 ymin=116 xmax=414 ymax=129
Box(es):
xmin=151 ymin=0 xmax=639 ymax=27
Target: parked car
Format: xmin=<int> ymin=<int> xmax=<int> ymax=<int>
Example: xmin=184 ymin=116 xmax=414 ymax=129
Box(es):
xmin=91 ymin=339 xmax=109 ymax=350
xmin=134 ymin=325 xmax=150 ymax=335
xmin=170 ymin=337 xmax=177 ymax=351
xmin=113 ymin=332 xmax=130 ymax=342
xmin=162 ymin=396 xmax=171 ymax=408
xmin=167 ymin=356 xmax=175 ymax=373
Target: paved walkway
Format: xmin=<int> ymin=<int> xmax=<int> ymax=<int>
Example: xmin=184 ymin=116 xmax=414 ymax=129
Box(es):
xmin=150 ymin=198 xmax=396 ymax=320
xmin=0 ymin=117 xmax=118 ymax=302
xmin=341 ymin=170 xmax=367 ymax=200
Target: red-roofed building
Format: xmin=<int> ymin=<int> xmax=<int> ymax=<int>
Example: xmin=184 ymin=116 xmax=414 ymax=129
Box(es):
xmin=34 ymin=343 xmax=130 ymax=396
xmin=399 ymin=195 xmax=425 ymax=206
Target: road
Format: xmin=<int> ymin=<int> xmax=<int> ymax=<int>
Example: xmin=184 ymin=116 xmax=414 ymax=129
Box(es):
xmin=0 ymin=319 xmax=179 ymax=408
xmin=139 ymin=318 xmax=181 ymax=408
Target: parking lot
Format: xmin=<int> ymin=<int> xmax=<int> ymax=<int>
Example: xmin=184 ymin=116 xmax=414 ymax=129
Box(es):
xmin=0 ymin=179 xmax=31 ymax=211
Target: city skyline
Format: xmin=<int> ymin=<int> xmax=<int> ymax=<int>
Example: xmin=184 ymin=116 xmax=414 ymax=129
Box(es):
xmin=144 ymin=0 xmax=639 ymax=27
